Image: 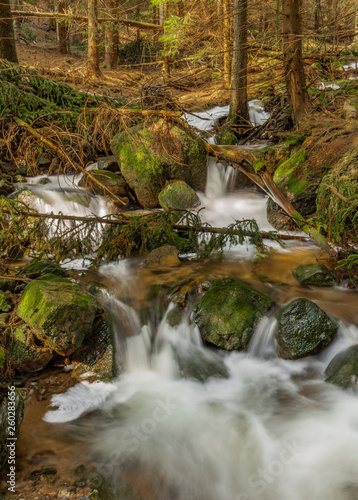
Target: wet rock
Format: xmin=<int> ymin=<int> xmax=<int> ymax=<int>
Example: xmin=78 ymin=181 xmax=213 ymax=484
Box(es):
xmin=0 ymin=177 xmax=14 ymax=196
xmin=344 ymin=97 xmax=358 ymax=120
xmin=72 ymin=317 xmax=114 ymax=381
xmin=37 ymin=177 xmax=51 ymax=185
xmin=0 ymin=290 xmax=13 ymax=312
xmin=145 ymin=245 xmax=181 ymax=267
xmin=17 ymin=276 xmax=100 ymax=356
xmin=5 ymin=322 xmax=53 ymax=372
xmin=276 ymin=298 xmax=338 ymax=359
xmin=111 ymin=120 xmax=207 ymax=208
xmin=170 ymin=283 xmax=195 ymax=307
xmin=97 ymin=155 xmax=121 ymax=173
xmin=78 ymin=169 xmax=127 ymax=198
xmin=173 ymin=344 xmax=229 ymax=382
xmin=0 ymin=389 xmax=25 ymax=471
xmin=292 ymin=263 xmax=338 ymax=286
xmin=37 ymin=153 xmax=52 ymax=169
xmin=158 ymin=180 xmax=200 ymax=210
xmin=325 ymin=345 xmax=358 ymax=390
xmin=18 ymin=260 xmax=69 ymax=279
xmin=166 ymin=306 xmax=183 ymax=327
xmin=194 ymin=278 xmax=275 ymax=351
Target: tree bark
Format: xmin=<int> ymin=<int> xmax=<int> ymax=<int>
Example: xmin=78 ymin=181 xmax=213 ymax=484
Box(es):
xmin=229 ymin=0 xmax=249 ymax=126
xmin=87 ymin=0 xmax=102 ymax=77
xmin=282 ymin=0 xmax=309 ymax=124
xmin=222 ymin=0 xmax=231 ymax=86
xmin=104 ymin=0 xmax=118 ymax=68
xmin=57 ymin=0 xmax=69 ymax=54
xmin=0 ymin=0 xmax=18 ymax=63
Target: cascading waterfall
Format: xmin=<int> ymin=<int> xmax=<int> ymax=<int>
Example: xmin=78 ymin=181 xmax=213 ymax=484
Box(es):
xmin=12 ymin=103 xmax=357 ymax=500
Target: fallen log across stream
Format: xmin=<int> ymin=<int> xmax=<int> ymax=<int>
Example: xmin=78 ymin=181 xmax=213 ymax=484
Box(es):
xmin=206 ymin=143 xmax=335 ymax=256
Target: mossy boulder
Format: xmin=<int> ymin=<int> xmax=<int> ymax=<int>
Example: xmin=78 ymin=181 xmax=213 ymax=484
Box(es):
xmin=0 ymin=278 xmax=19 ymax=293
xmin=0 ymin=389 xmax=24 ymax=471
xmin=111 ymin=121 xmax=207 ymax=208
xmin=17 ymin=277 xmax=100 ymax=356
xmin=276 ymin=298 xmax=338 ymax=359
xmin=72 ymin=317 xmax=114 ymax=381
xmin=5 ymin=323 xmax=53 ymax=372
xmin=18 ymin=260 xmax=69 ymax=279
xmin=194 ymin=278 xmax=275 ymax=351
xmin=158 ymin=180 xmax=200 ymax=210
xmin=78 ymin=169 xmax=127 ymax=198
xmin=0 ymin=291 xmax=13 ymax=313
xmin=292 ymin=264 xmax=338 ymax=286
xmin=145 ymin=245 xmax=181 ymax=267
xmin=325 ymin=345 xmax=358 ymax=390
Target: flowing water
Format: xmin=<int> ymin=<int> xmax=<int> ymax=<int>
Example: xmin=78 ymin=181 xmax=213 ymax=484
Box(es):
xmin=8 ymin=109 xmax=358 ymax=500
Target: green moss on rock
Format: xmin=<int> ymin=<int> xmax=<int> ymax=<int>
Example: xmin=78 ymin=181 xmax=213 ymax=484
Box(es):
xmin=276 ymin=298 xmax=338 ymax=359
xmin=158 ymin=180 xmax=200 ymax=210
xmin=0 ymin=291 xmax=13 ymax=313
xmin=325 ymin=345 xmax=358 ymax=390
xmin=110 ymin=121 xmax=207 ymax=208
xmin=216 ymin=125 xmax=237 ymax=145
xmin=17 ymin=278 xmax=99 ymax=356
xmin=6 ymin=323 xmax=53 ymax=372
xmin=18 ymin=260 xmax=70 ymax=279
xmin=292 ymin=264 xmax=338 ymax=286
xmin=194 ymin=278 xmax=275 ymax=351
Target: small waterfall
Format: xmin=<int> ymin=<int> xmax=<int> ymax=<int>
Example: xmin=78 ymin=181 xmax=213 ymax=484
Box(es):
xmin=248 ymin=316 xmax=278 ymax=359
xmin=204 ymin=157 xmax=237 ymax=199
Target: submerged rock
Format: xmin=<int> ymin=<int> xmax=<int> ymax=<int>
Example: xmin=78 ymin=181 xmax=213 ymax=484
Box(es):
xmin=276 ymin=298 xmax=338 ymax=359
xmin=145 ymin=245 xmax=181 ymax=267
xmin=194 ymin=278 xmax=275 ymax=351
xmin=325 ymin=345 xmax=358 ymax=390
xmin=17 ymin=276 xmax=100 ymax=356
xmin=174 ymin=344 xmax=229 ymax=382
xmin=292 ymin=263 xmax=338 ymax=286
xmin=78 ymin=169 xmax=127 ymax=198
xmin=111 ymin=120 xmax=207 ymax=208
xmin=158 ymin=180 xmax=200 ymax=210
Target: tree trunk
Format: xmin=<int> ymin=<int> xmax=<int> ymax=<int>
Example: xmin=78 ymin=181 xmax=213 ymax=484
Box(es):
xmin=229 ymin=0 xmax=249 ymax=126
xmin=282 ymin=0 xmax=308 ymax=124
xmin=104 ymin=0 xmax=118 ymax=68
xmin=314 ymin=0 xmax=321 ymax=31
xmin=87 ymin=0 xmax=102 ymax=77
xmin=222 ymin=0 xmax=231 ymax=86
xmin=0 ymin=0 xmax=18 ymax=63
xmin=57 ymin=0 xmax=69 ymax=54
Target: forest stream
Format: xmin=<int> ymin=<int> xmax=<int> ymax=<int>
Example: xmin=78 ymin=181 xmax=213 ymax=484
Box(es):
xmin=2 ymin=106 xmax=358 ymax=500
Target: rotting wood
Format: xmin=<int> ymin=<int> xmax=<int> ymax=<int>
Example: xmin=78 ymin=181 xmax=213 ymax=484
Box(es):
xmin=10 ymin=10 xmax=163 ymax=31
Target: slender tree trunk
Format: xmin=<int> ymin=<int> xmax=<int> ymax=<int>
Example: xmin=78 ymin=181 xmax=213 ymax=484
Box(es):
xmin=275 ymin=0 xmax=280 ymax=39
xmin=229 ymin=0 xmax=249 ymax=125
xmin=223 ymin=0 xmax=231 ymax=86
xmin=57 ymin=0 xmax=69 ymax=54
xmin=104 ymin=0 xmax=118 ymax=68
xmin=314 ymin=0 xmax=321 ymax=31
xmin=282 ymin=0 xmax=308 ymax=123
xmin=0 ymin=0 xmax=18 ymax=63
xmin=87 ymin=0 xmax=102 ymax=76
xmin=160 ymin=3 xmax=170 ymax=77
